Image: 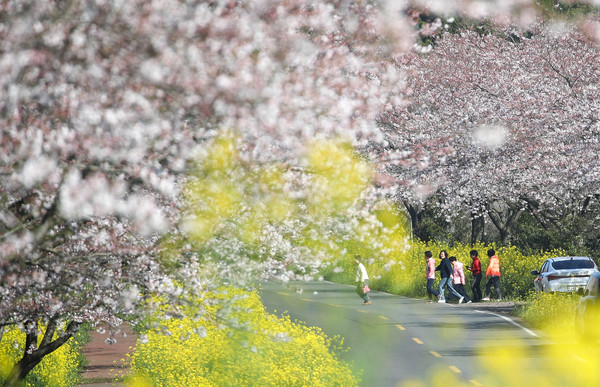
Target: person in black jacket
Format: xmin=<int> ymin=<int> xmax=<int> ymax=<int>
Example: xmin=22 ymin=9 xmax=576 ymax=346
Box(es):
xmin=436 ymin=250 xmax=464 ymax=303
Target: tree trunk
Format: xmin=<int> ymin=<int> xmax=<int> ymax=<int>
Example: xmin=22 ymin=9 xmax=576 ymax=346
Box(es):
xmin=486 ymin=202 xmax=524 ymax=246
xmin=471 ymin=212 xmax=485 ymax=245
xmin=2 ymin=319 xmax=81 ymax=387
xmin=403 ymin=201 xmax=423 ymax=240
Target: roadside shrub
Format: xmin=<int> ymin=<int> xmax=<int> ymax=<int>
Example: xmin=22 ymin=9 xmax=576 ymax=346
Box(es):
xmin=127 ymin=287 xmax=359 ymax=387
xmin=517 ymin=291 xmax=579 ymax=331
xmin=0 ymin=323 xmax=84 ymax=387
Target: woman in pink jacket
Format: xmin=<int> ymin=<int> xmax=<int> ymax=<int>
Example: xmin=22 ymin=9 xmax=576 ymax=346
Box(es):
xmin=425 ymin=251 xmax=440 ymax=303
xmin=449 ymin=256 xmax=472 ymax=304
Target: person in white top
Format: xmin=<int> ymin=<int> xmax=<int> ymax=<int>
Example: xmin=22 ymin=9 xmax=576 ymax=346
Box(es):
xmin=354 ymin=255 xmax=371 ymax=305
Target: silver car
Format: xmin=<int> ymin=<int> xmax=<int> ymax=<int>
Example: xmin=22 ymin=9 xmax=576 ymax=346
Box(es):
xmin=531 ymin=256 xmax=598 ymax=293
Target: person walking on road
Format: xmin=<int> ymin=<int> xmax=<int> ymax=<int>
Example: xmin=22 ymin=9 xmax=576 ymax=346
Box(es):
xmin=449 ymin=256 xmax=472 ymax=304
xmin=468 ymin=250 xmax=483 ymax=302
xmin=482 ymin=249 xmax=502 ymax=301
xmin=425 ymin=250 xmax=440 ymax=303
xmin=436 ymin=250 xmax=464 ymax=304
xmin=355 ymin=255 xmax=371 ymax=305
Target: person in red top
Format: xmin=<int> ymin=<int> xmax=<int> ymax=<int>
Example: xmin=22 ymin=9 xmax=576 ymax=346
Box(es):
xmin=482 ymin=249 xmax=502 ymax=301
xmin=467 ymin=250 xmax=482 ymax=302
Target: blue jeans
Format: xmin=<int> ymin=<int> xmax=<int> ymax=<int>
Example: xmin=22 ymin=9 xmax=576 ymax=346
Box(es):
xmin=427 ymin=278 xmax=439 ymax=300
xmin=454 ymin=283 xmax=471 ymax=302
xmin=438 ymin=277 xmax=462 ymax=301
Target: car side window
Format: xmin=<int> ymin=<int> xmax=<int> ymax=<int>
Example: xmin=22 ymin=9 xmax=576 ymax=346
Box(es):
xmin=541 ymin=262 xmax=550 ymax=273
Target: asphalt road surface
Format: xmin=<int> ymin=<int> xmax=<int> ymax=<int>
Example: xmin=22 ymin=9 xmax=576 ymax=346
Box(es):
xmin=259 ymin=281 xmax=553 ymax=387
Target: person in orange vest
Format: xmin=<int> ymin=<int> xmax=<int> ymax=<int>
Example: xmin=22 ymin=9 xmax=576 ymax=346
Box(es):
xmin=482 ymin=249 xmax=502 ymax=301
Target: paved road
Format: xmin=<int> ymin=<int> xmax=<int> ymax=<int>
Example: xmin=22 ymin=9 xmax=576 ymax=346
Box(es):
xmin=259 ymin=281 xmax=549 ymax=387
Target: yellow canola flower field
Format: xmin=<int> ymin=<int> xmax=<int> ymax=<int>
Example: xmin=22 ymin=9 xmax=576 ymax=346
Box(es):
xmin=127 ymin=287 xmax=359 ymax=387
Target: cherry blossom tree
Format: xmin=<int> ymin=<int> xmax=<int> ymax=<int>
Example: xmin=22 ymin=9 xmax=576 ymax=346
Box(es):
xmin=376 ymin=22 xmax=600 ymax=244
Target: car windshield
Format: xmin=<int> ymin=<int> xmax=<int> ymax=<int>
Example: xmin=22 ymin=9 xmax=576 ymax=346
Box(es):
xmin=551 ymin=259 xmax=595 ymax=270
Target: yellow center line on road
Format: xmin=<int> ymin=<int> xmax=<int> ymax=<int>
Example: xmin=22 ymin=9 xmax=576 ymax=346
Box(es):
xmin=429 ymin=351 xmax=441 ymax=358
xmin=301 ymin=298 xmax=315 ymax=302
xmin=412 ymin=338 xmax=424 ymax=344
xmin=379 ymin=315 xmax=389 ymax=320
xmin=395 ymin=325 xmax=405 ymax=331
xmin=328 ymin=304 xmax=342 ymax=308
xmin=469 ymin=380 xmax=483 ymax=386
xmin=277 ymin=292 xmax=289 ymax=296
xmin=449 ymin=366 xmax=461 ymax=374
xmin=358 ymin=310 xmax=368 ymax=313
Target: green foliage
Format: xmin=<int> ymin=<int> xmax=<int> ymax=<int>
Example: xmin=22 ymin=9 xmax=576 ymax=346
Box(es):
xmin=538 ymin=0 xmax=599 ymax=19
xmin=414 ymin=207 xmax=451 ymax=244
xmin=513 ymin=211 xmax=600 ymax=258
xmin=0 ymin=323 xmax=85 ymax=387
xmin=127 ymin=287 xmax=360 ymax=387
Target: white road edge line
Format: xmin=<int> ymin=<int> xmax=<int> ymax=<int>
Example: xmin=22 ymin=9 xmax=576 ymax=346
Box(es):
xmin=474 ymin=310 xmax=539 ymax=337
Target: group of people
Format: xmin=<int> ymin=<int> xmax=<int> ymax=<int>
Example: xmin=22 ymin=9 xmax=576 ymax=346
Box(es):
xmin=353 ymin=249 xmax=502 ymax=305
xmin=425 ymin=249 xmax=502 ymax=304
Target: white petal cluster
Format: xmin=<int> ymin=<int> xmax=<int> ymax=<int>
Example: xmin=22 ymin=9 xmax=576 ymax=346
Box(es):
xmin=376 ymin=23 xmax=600 ymax=218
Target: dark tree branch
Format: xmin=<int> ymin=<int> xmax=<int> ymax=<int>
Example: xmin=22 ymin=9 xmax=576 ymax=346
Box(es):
xmin=2 ymin=319 xmax=82 ymax=387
